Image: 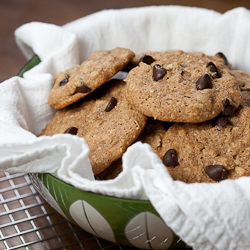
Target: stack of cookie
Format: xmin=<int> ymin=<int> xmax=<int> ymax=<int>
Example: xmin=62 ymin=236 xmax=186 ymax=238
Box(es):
xmin=42 ymin=48 xmax=250 ymax=183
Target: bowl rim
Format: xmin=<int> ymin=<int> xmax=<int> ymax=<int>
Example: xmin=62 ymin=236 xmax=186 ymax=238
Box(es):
xmin=20 ymin=55 xmax=151 ymax=204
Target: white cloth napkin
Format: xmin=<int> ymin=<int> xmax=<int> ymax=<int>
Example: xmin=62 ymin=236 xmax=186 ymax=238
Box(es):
xmin=1 ymin=5 xmax=250 ymax=249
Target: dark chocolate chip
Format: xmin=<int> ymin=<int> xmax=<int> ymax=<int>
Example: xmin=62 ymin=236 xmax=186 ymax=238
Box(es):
xmin=75 ymin=84 xmax=91 ymax=94
xmin=205 ymin=164 xmax=229 ymax=181
xmin=153 ymin=64 xmax=167 ymax=81
xmin=59 ymin=74 xmax=70 ymax=86
xmin=105 ymin=97 xmax=117 ymax=112
xmin=214 ymin=116 xmax=230 ymax=128
xmin=140 ymin=55 xmax=155 ymax=65
xmin=163 ymin=149 xmax=179 ymax=167
xmin=64 ymin=127 xmax=78 ymax=135
xmin=196 ymin=74 xmax=212 ymax=90
xmin=222 ymin=99 xmax=237 ymax=116
xmin=206 ymin=62 xmax=221 ymax=78
xmin=216 ymin=52 xmax=228 ymax=66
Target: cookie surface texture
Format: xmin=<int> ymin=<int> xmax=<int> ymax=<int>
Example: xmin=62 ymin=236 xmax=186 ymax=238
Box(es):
xmin=42 ymin=80 xmax=147 ymax=175
xmin=230 ymin=70 xmax=250 ymax=106
xmin=125 ymin=50 xmax=241 ymax=122
xmin=48 ymin=47 xmax=134 ymax=109
xmin=159 ymin=106 xmax=250 ymax=183
xmin=96 ymin=120 xmax=169 ymax=180
xmin=231 ymin=70 xmax=250 ymax=91
xmin=138 ymin=120 xmax=168 ymax=156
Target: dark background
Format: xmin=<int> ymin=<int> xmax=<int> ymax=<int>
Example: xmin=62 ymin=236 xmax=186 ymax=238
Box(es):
xmin=1 ymin=0 xmax=250 ymax=82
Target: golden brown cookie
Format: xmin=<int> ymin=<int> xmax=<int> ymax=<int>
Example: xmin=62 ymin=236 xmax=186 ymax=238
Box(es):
xmin=48 ymin=47 xmax=135 ymax=109
xmin=231 ymin=70 xmax=250 ymax=91
xmin=95 ymin=159 xmax=123 ymax=181
xmin=42 ymin=80 xmax=147 ymax=175
xmin=230 ymin=70 xmax=250 ymax=106
xmin=241 ymin=91 xmax=250 ymax=107
xmin=159 ymin=106 xmax=250 ymax=183
xmin=131 ymin=51 xmax=231 ymax=68
xmin=138 ymin=120 xmax=170 ymax=156
xmin=125 ymin=50 xmax=241 ymax=123
xmin=95 ymin=120 xmax=169 ymax=180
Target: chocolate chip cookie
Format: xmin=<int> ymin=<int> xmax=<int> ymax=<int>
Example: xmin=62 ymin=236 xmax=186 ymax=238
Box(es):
xmin=125 ymin=50 xmax=241 ymax=123
xmin=42 ymin=80 xmax=147 ymax=175
xmin=230 ymin=70 xmax=250 ymax=106
xmin=48 ymin=47 xmax=135 ymax=109
xmin=95 ymin=159 xmax=123 ymax=180
xmin=159 ymin=105 xmax=250 ymax=183
xmin=131 ymin=51 xmax=230 ymax=69
xmin=231 ymin=70 xmax=250 ymax=91
xmin=96 ymin=120 xmax=168 ymax=180
xmin=241 ymin=91 xmax=250 ymax=107
xmin=138 ymin=120 xmax=170 ymax=155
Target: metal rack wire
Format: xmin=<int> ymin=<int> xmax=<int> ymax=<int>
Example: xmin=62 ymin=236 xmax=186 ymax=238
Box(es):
xmin=0 ymin=172 xmax=133 ymax=250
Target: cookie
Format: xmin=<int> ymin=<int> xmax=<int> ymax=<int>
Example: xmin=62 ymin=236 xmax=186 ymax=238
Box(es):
xmin=138 ymin=120 xmax=169 ymax=155
xmin=231 ymin=70 xmax=250 ymax=91
xmin=131 ymin=51 xmax=230 ymax=68
xmin=125 ymin=50 xmax=241 ymax=123
xmin=96 ymin=120 xmax=169 ymax=180
xmin=159 ymin=106 xmax=250 ymax=183
xmin=241 ymin=91 xmax=250 ymax=107
xmin=95 ymin=159 xmax=123 ymax=180
xmin=48 ymin=47 xmax=135 ymax=109
xmin=42 ymin=80 xmax=147 ymax=175
xmin=230 ymin=70 xmax=250 ymax=106
xmin=96 ymin=119 xmax=170 ymax=180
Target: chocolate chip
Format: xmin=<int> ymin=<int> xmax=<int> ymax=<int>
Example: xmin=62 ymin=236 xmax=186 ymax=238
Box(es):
xmin=214 ymin=116 xmax=230 ymax=128
xmin=105 ymin=97 xmax=117 ymax=112
xmin=163 ymin=149 xmax=179 ymax=167
xmin=222 ymin=99 xmax=237 ymax=116
xmin=59 ymin=74 xmax=70 ymax=86
xmin=140 ymin=55 xmax=155 ymax=65
xmin=205 ymin=165 xmax=229 ymax=181
xmin=64 ymin=127 xmax=78 ymax=135
xmin=153 ymin=64 xmax=167 ymax=81
xmin=75 ymin=84 xmax=91 ymax=94
xmin=196 ymin=74 xmax=212 ymax=90
xmin=206 ymin=62 xmax=221 ymax=78
xmin=216 ymin=52 xmax=228 ymax=66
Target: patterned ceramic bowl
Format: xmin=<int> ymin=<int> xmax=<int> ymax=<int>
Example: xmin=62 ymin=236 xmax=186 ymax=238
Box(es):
xmin=20 ymin=56 xmax=187 ymax=249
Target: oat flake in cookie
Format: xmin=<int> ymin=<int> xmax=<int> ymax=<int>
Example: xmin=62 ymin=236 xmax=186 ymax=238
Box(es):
xmin=125 ymin=50 xmax=241 ymax=123
xmin=159 ymin=105 xmax=250 ymax=183
xmin=42 ymin=80 xmax=147 ymax=175
xmin=48 ymin=47 xmax=134 ymax=109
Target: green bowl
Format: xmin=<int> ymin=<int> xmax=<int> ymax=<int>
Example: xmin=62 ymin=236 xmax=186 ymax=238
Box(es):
xmin=20 ymin=56 xmax=187 ymax=249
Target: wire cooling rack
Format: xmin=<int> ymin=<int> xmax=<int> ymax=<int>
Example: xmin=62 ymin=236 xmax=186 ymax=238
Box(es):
xmin=0 ymin=172 xmax=134 ymax=250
